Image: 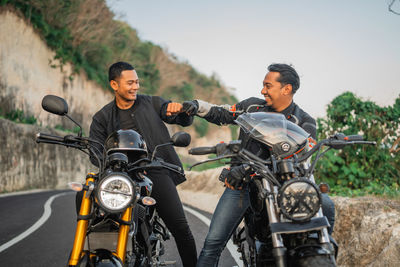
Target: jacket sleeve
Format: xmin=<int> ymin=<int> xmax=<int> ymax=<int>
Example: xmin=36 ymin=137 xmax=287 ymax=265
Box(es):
xmin=153 ymin=96 xmax=194 ymax=126
xmin=89 ymin=113 xmax=108 ymax=167
xmin=300 ymin=116 xmax=317 ymax=140
xmin=197 ymin=97 xmax=263 ymax=126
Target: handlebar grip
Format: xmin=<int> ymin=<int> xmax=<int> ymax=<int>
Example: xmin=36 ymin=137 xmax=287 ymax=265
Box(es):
xmin=36 ymin=133 xmax=64 ymax=142
xmin=160 ymin=161 xmax=182 ymax=172
xmin=346 ymin=135 xmax=364 ymax=141
xmin=188 ymin=146 xmax=216 ymax=155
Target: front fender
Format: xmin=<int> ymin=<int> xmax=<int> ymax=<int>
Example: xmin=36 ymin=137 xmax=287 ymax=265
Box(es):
xmin=71 ymin=249 xmax=123 ymax=267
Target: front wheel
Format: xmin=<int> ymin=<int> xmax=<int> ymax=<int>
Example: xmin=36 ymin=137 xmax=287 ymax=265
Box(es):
xmin=294 ymin=255 xmax=336 ymax=267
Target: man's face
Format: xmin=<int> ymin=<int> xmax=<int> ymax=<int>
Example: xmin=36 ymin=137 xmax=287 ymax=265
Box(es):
xmin=261 ymin=71 xmax=288 ymax=109
xmin=111 ymin=70 xmax=140 ymax=102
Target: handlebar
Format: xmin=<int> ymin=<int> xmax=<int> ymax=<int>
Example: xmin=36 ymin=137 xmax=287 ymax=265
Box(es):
xmin=36 ymin=133 xmax=64 ymax=143
xmin=160 ymin=161 xmax=183 ymax=172
xmin=189 ymin=133 xmax=376 ymax=168
xmin=188 ymin=146 xmax=216 ymax=155
xmin=36 ymin=132 xmax=90 ymax=150
xmin=346 ymin=135 xmax=364 ymax=141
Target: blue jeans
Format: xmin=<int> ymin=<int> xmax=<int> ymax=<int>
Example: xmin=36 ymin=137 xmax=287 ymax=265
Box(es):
xmin=197 ymin=187 xmax=250 ymax=267
xmin=197 ymin=188 xmax=336 ymax=267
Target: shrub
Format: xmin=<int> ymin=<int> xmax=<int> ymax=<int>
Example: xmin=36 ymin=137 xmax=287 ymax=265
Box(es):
xmin=315 ymin=92 xmax=400 ymax=196
xmin=5 ymin=109 xmax=37 ymax=124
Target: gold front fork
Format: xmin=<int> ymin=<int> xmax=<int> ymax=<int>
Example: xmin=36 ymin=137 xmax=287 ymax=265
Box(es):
xmin=68 ymin=174 xmax=95 ymax=266
xmin=115 ymin=207 xmax=133 ymax=263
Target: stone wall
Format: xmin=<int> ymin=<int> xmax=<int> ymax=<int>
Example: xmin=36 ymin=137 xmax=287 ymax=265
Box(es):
xmin=0 ymin=118 xmax=92 ymax=192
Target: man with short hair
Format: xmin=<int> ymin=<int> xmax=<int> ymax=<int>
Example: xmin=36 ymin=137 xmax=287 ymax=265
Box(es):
xmin=181 ymin=63 xmax=335 ymax=266
xmin=89 ymin=61 xmax=197 ymax=267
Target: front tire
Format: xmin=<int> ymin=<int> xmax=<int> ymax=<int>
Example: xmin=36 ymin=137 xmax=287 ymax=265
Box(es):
xmin=294 ymin=255 xmax=336 ymax=267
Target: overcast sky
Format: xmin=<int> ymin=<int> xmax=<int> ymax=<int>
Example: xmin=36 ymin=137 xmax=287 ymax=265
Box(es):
xmin=108 ymin=0 xmax=400 ymax=118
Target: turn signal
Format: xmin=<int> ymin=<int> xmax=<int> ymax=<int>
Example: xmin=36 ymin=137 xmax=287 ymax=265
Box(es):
xmin=142 ymin=196 xmax=156 ymax=206
xmin=68 ymin=182 xmax=83 ymax=192
xmin=319 ymin=183 xmax=330 ymax=193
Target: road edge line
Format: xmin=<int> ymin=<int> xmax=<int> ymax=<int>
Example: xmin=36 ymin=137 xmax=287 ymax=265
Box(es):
xmin=0 ymin=191 xmax=72 ymax=253
xmin=183 ymin=205 xmax=243 ymax=267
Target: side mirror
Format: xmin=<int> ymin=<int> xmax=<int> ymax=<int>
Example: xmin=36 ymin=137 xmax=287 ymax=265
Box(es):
xmin=41 ymin=94 xmax=83 ymax=137
xmin=42 ymin=95 xmax=68 ymax=116
xmin=171 ymin=132 xmax=191 ymax=147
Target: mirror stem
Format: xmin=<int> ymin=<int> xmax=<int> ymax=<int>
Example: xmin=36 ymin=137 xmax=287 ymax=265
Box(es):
xmin=65 ymin=114 xmax=83 ymax=137
xmin=151 ymin=142 xmax=173 ymax=161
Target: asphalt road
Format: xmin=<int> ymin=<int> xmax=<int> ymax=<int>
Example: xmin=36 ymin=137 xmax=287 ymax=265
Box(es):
xmin=0 ymin=190 xmax=239 ymax=267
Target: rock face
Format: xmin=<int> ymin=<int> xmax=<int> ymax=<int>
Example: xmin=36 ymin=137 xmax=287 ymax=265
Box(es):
xmin=333 ymin=197 xmax=400 ymax=267
xmin=178 ymin=170 xmax=400 ymax=267
xmin=0 ymin=9 xmax=113 ymax=133
xmin=0 ymin=118 xmax=92 ymax=192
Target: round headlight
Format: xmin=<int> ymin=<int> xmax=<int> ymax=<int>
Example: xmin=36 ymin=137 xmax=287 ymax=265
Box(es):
xmin=96 ymin=173 xmax=135 ymax=213
xmin=277 ymin=178 xmax=321 ymax=222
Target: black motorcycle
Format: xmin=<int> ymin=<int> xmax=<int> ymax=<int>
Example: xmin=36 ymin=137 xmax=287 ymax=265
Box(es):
xmin=188 ymin=112 xmax=375 ymax=267
xmin=36 ymin=95 xmax=190 ymax=266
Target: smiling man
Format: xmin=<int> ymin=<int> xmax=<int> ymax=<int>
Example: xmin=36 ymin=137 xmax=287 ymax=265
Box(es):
xmin=181 ymin=63 xmax=335 ymax=266
xmin=88 ymin=61 xmax=197 ymax=266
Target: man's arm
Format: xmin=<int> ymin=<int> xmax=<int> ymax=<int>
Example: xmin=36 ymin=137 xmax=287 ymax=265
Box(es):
xmin=183 ymin=97 xmax=264 ymax=126
xmin=89 ymin=114 xmax=108 ymax=167
xmin=152 ymin=96 xmax=193 ymax=126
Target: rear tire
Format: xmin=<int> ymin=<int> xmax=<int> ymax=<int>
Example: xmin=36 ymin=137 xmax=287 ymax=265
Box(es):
xmin=295 ymin=255 xmax=336 ymax=267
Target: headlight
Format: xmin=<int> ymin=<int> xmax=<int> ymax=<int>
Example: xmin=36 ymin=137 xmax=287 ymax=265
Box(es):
xmin=277 ymin=178 xmax=321 ymax=222
xmin=96 ymin=173 xmax=135 ymax=213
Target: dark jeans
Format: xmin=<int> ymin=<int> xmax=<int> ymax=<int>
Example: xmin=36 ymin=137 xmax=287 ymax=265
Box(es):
xmin=196 ymin=187 xmax=335 ymax=267
xmin=76 ymin=169 xmax=197 ymax=267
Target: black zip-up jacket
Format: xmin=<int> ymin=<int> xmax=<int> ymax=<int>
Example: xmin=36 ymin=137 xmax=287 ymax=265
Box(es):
xmin=201 ymin=97 xmax=317 ymax=140
xmin=89 ymin=95 xmax=193 ymax=185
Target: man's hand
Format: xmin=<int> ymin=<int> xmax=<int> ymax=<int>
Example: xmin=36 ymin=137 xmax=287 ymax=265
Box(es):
xmin=221 ymin=164 xmax=250 ymax=190
xmin=166 ymin=102 xmax=183 ymax=116
xmin=182 ymin=100 xmax=199 ymax=116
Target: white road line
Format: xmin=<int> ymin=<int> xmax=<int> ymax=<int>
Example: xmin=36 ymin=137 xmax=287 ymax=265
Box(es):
xmin=183 ymin=205 xmax=243 ymax=267
xmin=0 ymin=191 xmax=72 ymax=253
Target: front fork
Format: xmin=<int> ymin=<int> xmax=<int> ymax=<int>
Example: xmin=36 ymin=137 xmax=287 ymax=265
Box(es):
xmin=68 ymin=174 xmax=95 ymax=266
xmin=67 ymin=173 xmax=133 ymax=266
xmin=262 ymin=178 xmax=286 ymax=267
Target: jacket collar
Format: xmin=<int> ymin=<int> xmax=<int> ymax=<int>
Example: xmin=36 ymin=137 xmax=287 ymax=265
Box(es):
xmin=279 ymin=101 xmax=295 ymax=118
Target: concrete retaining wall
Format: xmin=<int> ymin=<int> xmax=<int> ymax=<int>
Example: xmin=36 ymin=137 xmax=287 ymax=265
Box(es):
xmin=0 ymin=118 xmax=93 ymax=192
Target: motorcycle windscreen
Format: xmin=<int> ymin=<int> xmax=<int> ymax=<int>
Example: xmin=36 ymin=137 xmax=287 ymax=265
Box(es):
xmin=235 ymin=112 xmax=309 ymax=147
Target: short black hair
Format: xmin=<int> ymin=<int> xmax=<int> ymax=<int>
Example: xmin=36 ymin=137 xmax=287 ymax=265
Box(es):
xmin=108 ymin=62 xmax=134 ymax=82
xmin=267 ymin=63 xmax=300 ymax=94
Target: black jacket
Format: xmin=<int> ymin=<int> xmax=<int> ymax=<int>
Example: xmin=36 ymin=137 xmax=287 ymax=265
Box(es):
xmin=89 ymin=95 xmax=193 ymax=185
xmin=200 ymin=97 xmax=316 ymax=164
xmin=203 ymin=97 xmax=317 ymax=139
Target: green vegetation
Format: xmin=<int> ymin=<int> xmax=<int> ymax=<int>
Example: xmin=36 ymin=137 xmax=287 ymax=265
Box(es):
xmin=2 ymin=0 xmax=235 ymax=104
xmin=229 ymin=125 xmax=239 ymax=140
xmin=193 ymin=117 xmax=209 ymax=137
xmin=2 ymin=0 xmax=237 ymax=139
xmin=1 ymin=0 xmax=157 ymax=92
xmin=315 ymin=92 xmax=400 ymax=197
xmin=0 ymin=109 xmax=37 ymax=124
xmin=55 ymin=124 xmax=82 ymax=135
xmin=162 ymin=82 xmax=194 ymax=101
xmin=182 ymin=155 xmax=230 ymax=172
